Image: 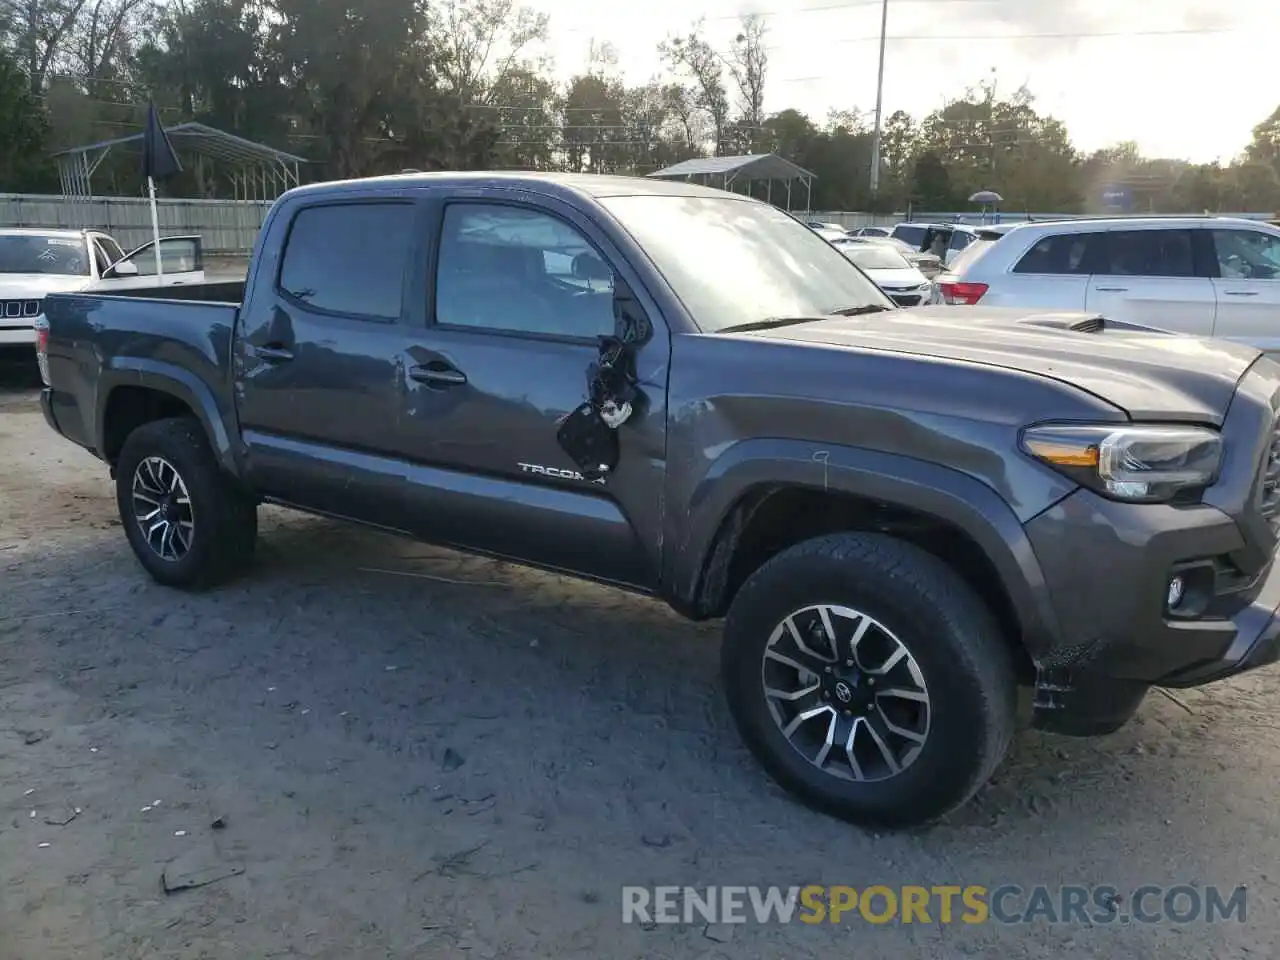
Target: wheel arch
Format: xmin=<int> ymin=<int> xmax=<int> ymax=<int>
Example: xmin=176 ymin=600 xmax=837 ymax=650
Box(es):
xmin=97 ymin=360 xmax=240 ymax=478
xmin=668 ymin=440 xmax=1065 ymax=668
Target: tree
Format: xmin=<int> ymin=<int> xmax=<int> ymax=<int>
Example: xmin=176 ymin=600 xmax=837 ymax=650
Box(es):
xmin=878 ymin=110 xmax=918 ymax=209
xmin=658 ymin=21 xmax=729 ymax=156
xmin=0 ymin=49 xmax=55 ymax=190
xmin=723 ymin=14 xmax=766 ymax=152
xmin=1245 ymin=105 xmax=1280 ymax=172
xmin=6 ymin=0 xmax=90 ymax=92
xmin=71 ymin=0 xmax=150 ymax=96
xmin=271 ymin=0 xmax=432 ymax=178
xmin=911 ymin=151 xmax=954 ymax=210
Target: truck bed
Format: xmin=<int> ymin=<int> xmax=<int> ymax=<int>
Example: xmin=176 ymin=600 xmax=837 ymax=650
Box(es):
xmin=89 ymin=279 xmax=246 ymax=304
xmin=41 ymin=286 xmax=242 ymax=459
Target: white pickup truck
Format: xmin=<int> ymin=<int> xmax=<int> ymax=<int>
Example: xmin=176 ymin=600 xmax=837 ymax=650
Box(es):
xmin=0 ymin=228 xmax=205 ymax=347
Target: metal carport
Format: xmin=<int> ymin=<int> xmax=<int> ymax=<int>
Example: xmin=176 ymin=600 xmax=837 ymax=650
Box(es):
xmin=646 ymin=153 xmax=817 ymax=213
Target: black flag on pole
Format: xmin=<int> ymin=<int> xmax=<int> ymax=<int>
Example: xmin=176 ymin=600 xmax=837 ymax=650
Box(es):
xmin=141 ymin=101 xmax=181 ymax=181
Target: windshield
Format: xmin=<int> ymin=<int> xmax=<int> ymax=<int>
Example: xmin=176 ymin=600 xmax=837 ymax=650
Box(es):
xmin=0 ymin=235 xmax=89 ymax=276
xmin=841 ymin=245 xmax=912 ymax=271
xmin=599 ymin=195 xmax=892 ymax=332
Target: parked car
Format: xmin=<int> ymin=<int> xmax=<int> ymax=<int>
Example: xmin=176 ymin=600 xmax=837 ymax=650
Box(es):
xmin=844 ymin=235 xmax=944 ymax=279
xmin=830 ymin=237 xmax=934 ymax=305
xmin=890 ymin=222 xmax=981 ymax=265
xmin=933 ymin=217 xmax=1280 ymax=351
xmin=36 ymin=172 xmax=1280 ymax=830
xmin=0 ymin=228 xmax=205 ymax=348
xmin=809 ymin=225 xmax=849 ymax=243
xmin=806 ymin=220 xmax=846 ymax=233
xmin=848 ymin=226 xmax=892 ymax=238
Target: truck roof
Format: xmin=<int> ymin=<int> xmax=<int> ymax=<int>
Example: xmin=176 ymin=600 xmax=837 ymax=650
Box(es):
xmin=281 ymin=170 xmax=752 ymax=204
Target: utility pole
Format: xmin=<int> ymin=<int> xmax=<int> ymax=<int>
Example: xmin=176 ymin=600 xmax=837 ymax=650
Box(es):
xmin=869 ymin=0 xmax=888 ymax=197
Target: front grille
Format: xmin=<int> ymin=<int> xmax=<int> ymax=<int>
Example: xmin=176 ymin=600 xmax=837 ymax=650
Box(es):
xmin=889 ymin=294 xmax=922 ymax=307
xmin=0 ymin=299 xmax=42 ymax=323
xmin=1259 ymin=422 xmax=1280 ymax=522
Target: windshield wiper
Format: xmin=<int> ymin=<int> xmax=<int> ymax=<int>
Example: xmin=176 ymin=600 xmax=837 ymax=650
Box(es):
xmin=827 ymin=304 xmax=893 ymax=316
xmin=717 ymin=316 xmax=825 ymax=334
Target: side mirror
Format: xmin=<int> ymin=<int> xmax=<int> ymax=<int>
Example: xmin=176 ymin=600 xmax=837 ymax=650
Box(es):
xmin=105 ymin=260 xmax=139 ymax=278
xmin=612 ymin=276 xmax=652 ymax=345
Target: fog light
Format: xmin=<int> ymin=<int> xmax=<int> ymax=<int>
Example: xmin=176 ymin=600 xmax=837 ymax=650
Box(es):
xmin=1167 ymin=575 xmax=1186 ymax=610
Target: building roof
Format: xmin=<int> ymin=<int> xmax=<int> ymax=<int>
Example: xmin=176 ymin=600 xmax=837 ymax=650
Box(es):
xmin=647 ymin=153 xmax=816 ymax=182
xmin=52 ymin=122 xmax=307 ymax=167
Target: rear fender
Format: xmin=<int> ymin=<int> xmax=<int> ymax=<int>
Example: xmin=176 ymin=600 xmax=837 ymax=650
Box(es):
xmin=97 ymin=358 xmax=241 ymax=478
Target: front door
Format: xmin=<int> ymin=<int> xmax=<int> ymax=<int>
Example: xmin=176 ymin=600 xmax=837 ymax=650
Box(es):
xmin=234 ymin=197 xmax=425 ymax=530
xmin=85 ymin=236 xmax=206 ymax=290
xmin=394 ymin=193 xmax=670 ymax=589
xmin=1208 ymin=227 xmax=1280 ymax=353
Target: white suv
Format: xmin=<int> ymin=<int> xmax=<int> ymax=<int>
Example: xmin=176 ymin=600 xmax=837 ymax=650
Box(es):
xmin=934 ymin=217 xmax=1280 ymax=350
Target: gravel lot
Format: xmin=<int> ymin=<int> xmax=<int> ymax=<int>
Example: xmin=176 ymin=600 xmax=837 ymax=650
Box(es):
xmin=1 ymin=354 xmax=1278 ymax=959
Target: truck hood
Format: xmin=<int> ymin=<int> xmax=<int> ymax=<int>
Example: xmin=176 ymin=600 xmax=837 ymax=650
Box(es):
xmin=743 ymin=305 xmax=1262 ymax=423
xmin=0 ymin=274 xmax=90 ymax=297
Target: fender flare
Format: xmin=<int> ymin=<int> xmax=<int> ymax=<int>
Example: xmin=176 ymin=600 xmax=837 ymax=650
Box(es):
xmin=96 ymin=358 xmax=241 ymax=478
xmin=670 ymin=438 xmax=1064 ymax=659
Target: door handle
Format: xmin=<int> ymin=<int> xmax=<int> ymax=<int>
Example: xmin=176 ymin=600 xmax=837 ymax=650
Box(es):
xmin=255 ymin=344 xmax=294 ymax=363
xmin=1224 ymin=290 xmax=1259 ymax=297
xmin=409 ymin=363 xmax=467 ymax=387
xmin=1094 ymin=286 xmax=1128 ymax=293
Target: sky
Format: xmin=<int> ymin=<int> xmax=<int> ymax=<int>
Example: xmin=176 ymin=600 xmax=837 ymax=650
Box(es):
xmin=525 ymin=0 xmax=1280 ymax=163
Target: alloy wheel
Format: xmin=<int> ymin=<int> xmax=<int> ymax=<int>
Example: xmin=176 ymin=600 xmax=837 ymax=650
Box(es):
xmin=760 ymin=604 xmax=931 ymax=782
xmin=130 ymin=456 xmax=195 ymax=562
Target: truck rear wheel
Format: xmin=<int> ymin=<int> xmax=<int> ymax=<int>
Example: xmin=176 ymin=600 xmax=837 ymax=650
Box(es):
xmin=721 ymin=532 xmax=1016 ymax=829
xmin=114 ymin=417 xmax=257 ymax=589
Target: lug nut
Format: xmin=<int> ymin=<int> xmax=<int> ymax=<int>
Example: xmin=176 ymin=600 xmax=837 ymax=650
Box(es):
xmin=824 ymin=666 xmax=832 ymax=673
xmin=846 ymin=659 xmax=854 ymax=667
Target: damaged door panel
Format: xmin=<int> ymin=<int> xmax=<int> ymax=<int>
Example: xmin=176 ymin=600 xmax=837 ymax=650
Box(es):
xmin=396 ymin=191 xmax=671 ymax=588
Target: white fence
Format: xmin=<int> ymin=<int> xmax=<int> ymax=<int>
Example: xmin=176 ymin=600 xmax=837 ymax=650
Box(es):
xmin=0 ymin=194 xmax=272 ymax=253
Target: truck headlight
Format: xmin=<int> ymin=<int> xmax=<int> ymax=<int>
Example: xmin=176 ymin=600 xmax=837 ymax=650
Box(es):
xmin=1019 ymin=423 xmax=1223 ymax=503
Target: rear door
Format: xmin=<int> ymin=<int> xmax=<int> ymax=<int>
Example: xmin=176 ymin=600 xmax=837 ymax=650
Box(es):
xmin=1207 ymin=227 xmax=1280 ymax=352
xmin=233 ymin=197 xmax=426 ymax=529
xmin=985 ymin=229 xmax=1098 ymax=309
xmin=391 ymin=190 xmax=671 ymax=588
xmin=1084 ymin=227 xmax=1216 ymax=335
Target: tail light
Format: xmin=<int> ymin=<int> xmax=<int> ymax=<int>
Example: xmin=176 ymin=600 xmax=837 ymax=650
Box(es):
xmin=938 ymin=281 xmax=988 ymax=305
xmin=34 ymin=315 xmax=51 ymax=386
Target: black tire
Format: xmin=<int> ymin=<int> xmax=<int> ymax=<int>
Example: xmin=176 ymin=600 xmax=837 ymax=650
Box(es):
xmin=115 ymin=417 xmax=257 ymax=589
xmin=722 ymin=532 xmax=1016 ymax=830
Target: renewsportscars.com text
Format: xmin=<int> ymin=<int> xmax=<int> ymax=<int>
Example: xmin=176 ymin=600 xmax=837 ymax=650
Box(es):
xmin=621 ymin=884 xmax=1247 ymax=926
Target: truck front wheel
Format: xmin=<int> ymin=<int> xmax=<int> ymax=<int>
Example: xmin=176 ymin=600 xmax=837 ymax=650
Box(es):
xmin=114 ymin=417 xmax=257 ymax=589
xmin=721 ymin=532 xmax=1016 ymax=829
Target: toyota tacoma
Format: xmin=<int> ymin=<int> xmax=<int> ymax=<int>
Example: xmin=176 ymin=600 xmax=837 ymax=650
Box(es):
xmin=35 ymin=172 xmax=1280 ymax=829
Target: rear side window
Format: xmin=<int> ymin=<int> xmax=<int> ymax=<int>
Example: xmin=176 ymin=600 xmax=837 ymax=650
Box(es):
xmin=948 ymin=231 xmax=975 ymax=252
xmin=279 ymin=202 xmax=415 ymax=320
xmin=892 ymin=225 xmax=927 ymax=247
xmin=948 ymin=238 xmax=997 ymax=274
xmin=1013 ymin=232 xmax=1094 ymax=275
xmin=1097 ymin=229 xmax=1197 ymax=278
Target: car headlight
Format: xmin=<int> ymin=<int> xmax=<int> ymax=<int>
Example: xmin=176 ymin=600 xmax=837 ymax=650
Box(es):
xmin=1019 ymin=423 xmax=1223 ymax=503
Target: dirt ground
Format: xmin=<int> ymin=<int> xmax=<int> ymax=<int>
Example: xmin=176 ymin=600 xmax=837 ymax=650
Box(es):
xmin=1 ymin=354 xmax=1278 ymax=960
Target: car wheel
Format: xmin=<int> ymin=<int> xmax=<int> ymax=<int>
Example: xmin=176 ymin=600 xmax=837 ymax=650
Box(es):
xmin=115 ymin=417 xmax=257 ymax=589
xmin=722 ymin=532 xmax=1016 ymax=829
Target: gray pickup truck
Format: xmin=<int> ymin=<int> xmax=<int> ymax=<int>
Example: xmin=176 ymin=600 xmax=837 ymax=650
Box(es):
xmin=37 ymin=172 xmax=1280 ymax=829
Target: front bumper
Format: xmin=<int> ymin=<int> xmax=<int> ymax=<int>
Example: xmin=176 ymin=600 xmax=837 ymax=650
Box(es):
xmin=1160 ymin=555 xmax=1280 ymax=687
xmin=0 ymin=324 xmax=35 ymax=346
